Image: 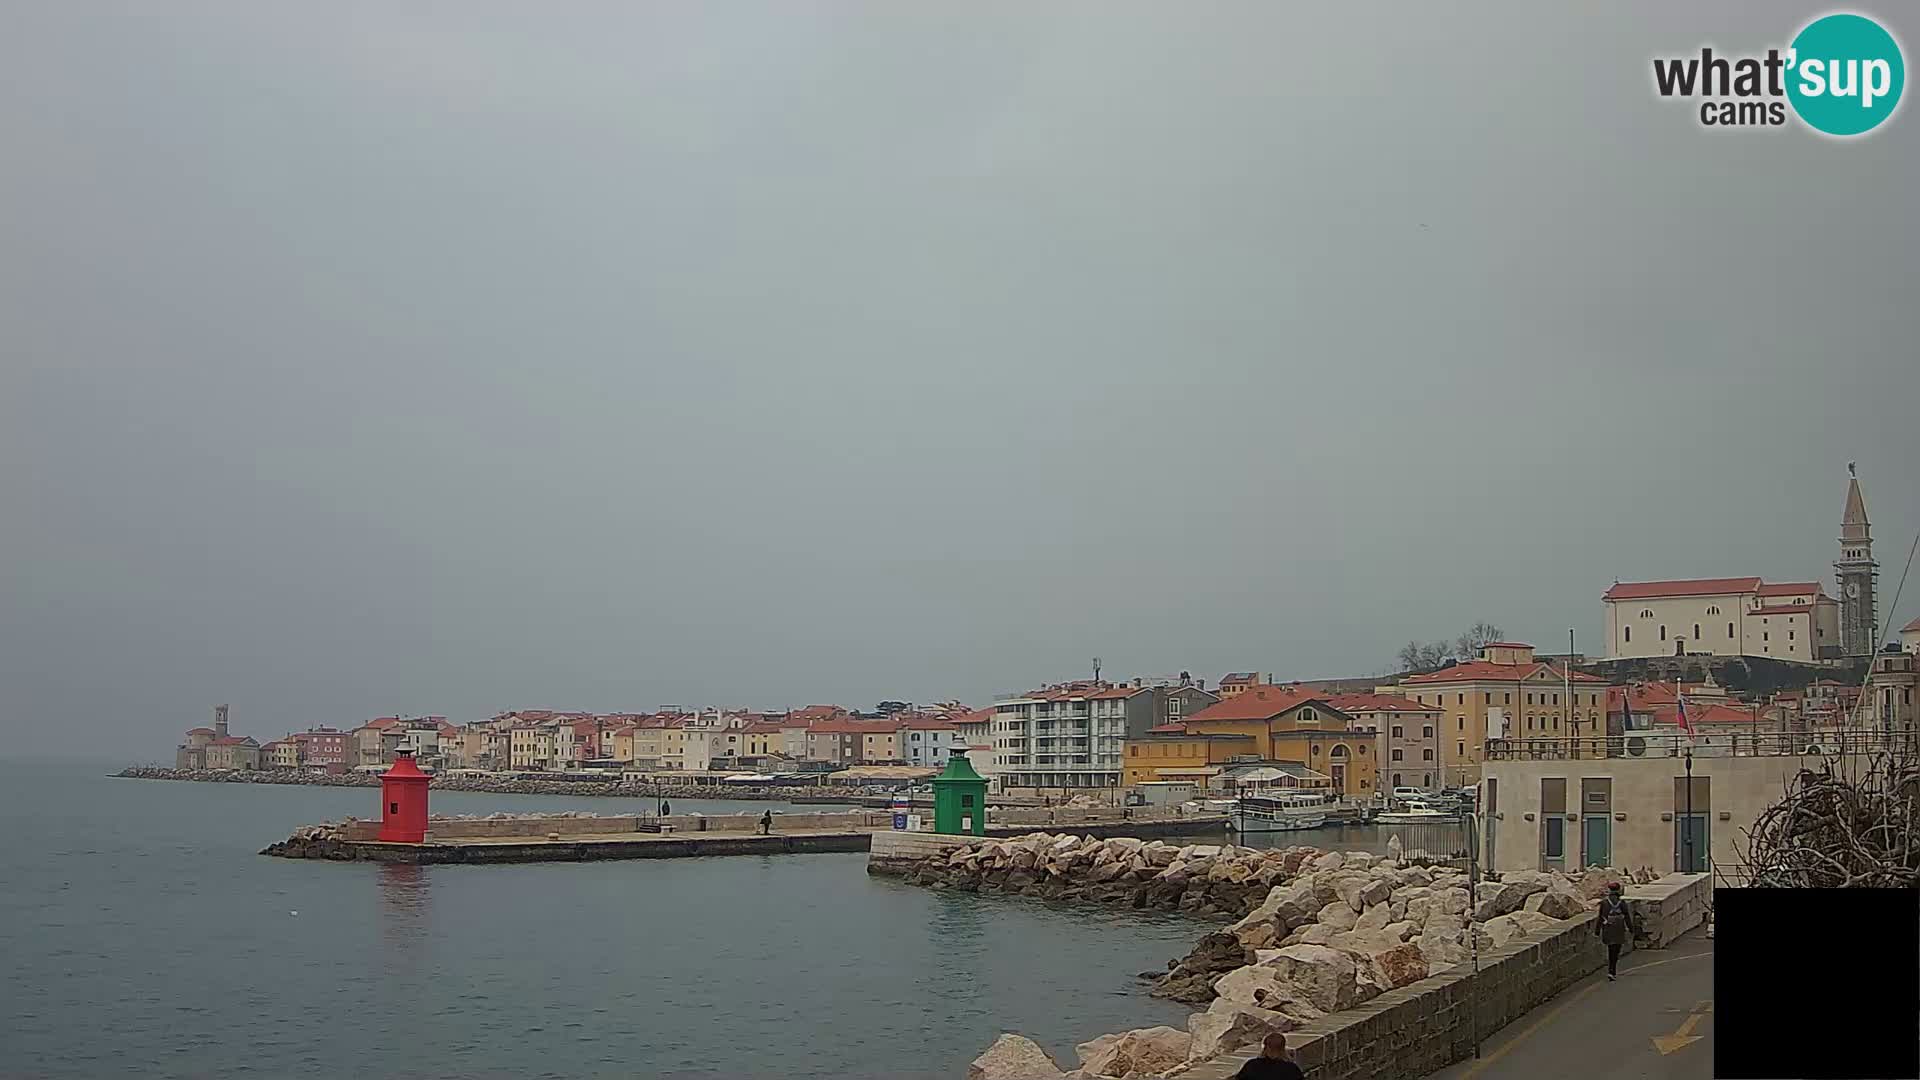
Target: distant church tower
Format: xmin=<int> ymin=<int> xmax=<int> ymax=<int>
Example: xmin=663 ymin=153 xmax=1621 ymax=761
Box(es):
xmin=1836 ymin=463 xmax=1879 ymax=656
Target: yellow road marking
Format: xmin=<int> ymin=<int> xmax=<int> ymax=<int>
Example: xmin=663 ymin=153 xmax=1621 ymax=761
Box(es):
xmin=1652 ymin=1000 xmax=1712 ymax=1055
xmin=1448 ymin=947 xmax=1713 ymax=1078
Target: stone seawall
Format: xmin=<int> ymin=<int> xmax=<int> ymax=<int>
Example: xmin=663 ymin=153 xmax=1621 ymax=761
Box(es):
xmin=932 ymin=832 xmax=1711 ymax=1079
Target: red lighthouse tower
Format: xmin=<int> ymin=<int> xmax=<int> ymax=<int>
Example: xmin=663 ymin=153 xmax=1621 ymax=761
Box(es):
xmin=377 ymin=750 xmax=431 ymax=843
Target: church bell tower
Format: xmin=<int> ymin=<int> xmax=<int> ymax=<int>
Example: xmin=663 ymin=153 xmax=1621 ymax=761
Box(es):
xmin=1836 ymin=463 xmax=1879 ymax=657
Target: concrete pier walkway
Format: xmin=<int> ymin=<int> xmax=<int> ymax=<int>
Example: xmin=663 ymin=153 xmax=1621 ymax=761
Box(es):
xmin=1430 ymin=927 xmax=1714 ymax=1080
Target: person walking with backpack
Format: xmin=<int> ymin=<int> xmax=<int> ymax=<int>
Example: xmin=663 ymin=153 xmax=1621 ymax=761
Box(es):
xmin=1595 ymin=881 xmax=1639 ymax=980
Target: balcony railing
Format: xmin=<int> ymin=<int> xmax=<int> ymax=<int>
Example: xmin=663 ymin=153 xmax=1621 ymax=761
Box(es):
xmin=1484 ymin=728 xmax=1905 ymax=761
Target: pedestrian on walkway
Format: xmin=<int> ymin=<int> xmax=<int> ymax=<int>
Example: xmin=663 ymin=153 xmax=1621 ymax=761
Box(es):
xmin=759 ymin=810 xmax=774 ymax=835
xmin=1596 ymin=881 xmax=1638 ymax=980
xmin=1234 ymin=1033 xmax=1303 ymax=1080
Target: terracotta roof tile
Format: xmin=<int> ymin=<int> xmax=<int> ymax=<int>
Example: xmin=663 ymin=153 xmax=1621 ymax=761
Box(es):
xmin=1324 ymin=693 xmax=1441 ymax=713
xmin=1603 ymin=577 xmax=1763 ymax=601
xmin=1403 ymin=661 xmax=1606 ymax=685
xmin=1186 ymin=686 xmax=1324 ymax=721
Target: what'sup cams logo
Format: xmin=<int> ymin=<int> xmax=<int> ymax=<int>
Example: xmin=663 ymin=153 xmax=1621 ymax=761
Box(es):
xmin=1653 ymin=12 xmax=1905 ymax=136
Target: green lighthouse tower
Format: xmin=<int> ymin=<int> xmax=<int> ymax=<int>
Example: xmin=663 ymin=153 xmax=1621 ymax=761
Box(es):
xmin=930 ymin=753 xmax=988 ymax=836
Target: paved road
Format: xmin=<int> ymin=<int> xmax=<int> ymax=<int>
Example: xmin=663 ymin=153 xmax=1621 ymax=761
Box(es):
xmin=1430 ymin=928 xmax=1714 ymax=1080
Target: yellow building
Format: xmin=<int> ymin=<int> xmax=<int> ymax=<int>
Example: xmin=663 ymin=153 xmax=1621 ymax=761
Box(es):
xmin=1394 ymin=642 xmax=1610 ymax=785
xmin=1122 ymin=731 xmax=1257 ymax=787
xmin=859 ymin=728 xmax=900 ymax=764
xmin=1134 ymin=687 xmax=1379 ymax=798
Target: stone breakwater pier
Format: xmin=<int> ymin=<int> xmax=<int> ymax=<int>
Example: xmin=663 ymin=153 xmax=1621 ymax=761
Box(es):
xmin=263 ymin=811 xmax=1230 ymax=865
xmin=866 ymin=832 xmax=1709 ymax=1079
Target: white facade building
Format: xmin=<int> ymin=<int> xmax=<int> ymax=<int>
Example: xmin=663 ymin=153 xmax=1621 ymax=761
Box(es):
xmin=991 ymin=682 xmax=1129 ymax=792
xmin=1602 ymin=577 xmax=1840 ymax=662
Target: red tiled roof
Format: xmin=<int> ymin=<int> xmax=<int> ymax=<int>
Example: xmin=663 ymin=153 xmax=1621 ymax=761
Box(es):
xmin=1404 ymin=661 xmax=1606 ymax=685
xmin=1756 ymin=582 xmax=1822 ymax=597
xmin=741 ymin=722 xmax=786 ymax=735
xmin=1089 ymin=686 xmax=1145 ymax=700
xmin=1903 ymin=616 xmax=1920 ymax=633
xmin=895 ymin=716 xmax=960 ymax=731
xmin=953 ymin=707 xmax=996 ymax=727
xmin=1145 ymin=722 xmax=1189 ymax=734
xmin=1324 ymin=693 xmax=1441 ymax=714
xmin=186 ymin=727 xmax=215 ymax=735
xmin=1186 ymin=686 xmax=1324 ymax=722
xmin=210 ymin=736 xmax=257 ymax=746
xmin=1751 ymin=606 xmax=1813 ymax=616
xmin=1603 ymin=577 xmax=1762 ymax=601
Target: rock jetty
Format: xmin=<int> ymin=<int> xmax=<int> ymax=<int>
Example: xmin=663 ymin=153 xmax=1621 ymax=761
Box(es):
xmin=919 ymin=834 xmax=1657 ymax=1079
xmin=115 ymin=766 xmax=857 ymax=802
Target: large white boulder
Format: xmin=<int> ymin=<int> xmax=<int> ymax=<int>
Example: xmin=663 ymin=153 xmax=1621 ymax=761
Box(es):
xmin=1316 ymin=901 xmax=1359 ymax=931
xmin=969 ymin=1034 xmax=1065 ymax=1080
xmin=1257 ymin=943 xmax=1368 ymax=1012
xmin=1186 ymin=1000 xmax=1301 ymax=1061
xmin=1078 ymin=1026 xmax=1192 ymax=1078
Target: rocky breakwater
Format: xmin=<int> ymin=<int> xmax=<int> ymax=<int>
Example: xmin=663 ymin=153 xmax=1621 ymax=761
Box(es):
xmin=947 ymin=837 xmax=1658 ymax=1080
xmin=260 ymin=823 xmax=353 ymax=860
xmin=904 ymin=834 xmax=1307 ymax=918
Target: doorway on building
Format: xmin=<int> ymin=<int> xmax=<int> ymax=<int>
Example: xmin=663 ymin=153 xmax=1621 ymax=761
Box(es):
xmin=1583 ymin=814 xmax=1611 ymax=868
xmin=1541 ymin=814 xmax=1567 ymax=872
xmin=1330 ymin=763 xmax=1347 ymax=795
xmin=1674 ymin=814 xmax=1709 ymax=873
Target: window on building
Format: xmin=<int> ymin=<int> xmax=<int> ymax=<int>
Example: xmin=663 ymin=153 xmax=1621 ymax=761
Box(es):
xmin=1392 ymin=749 xmax=1403 ymax=761
xmin=1357 ymin=744 xmax=1367 ymax=755
xmin=1789 ymin=630 xmax=1795 ymax=641
xmin=1504 ymin=693 xmax=1512 ymax=705
xmin=1457 ymin=740 xmax=1466 ymax=756
xmin=1694 ymin=623 xmax=1701 ymax=639
xmin=1457 ymin=694 xmax=1464 ymax=705
xmin=1660 ymin=625 xmax=1667 ymax=641
xmin=1763 ymin=632 xmax=1769 ymax=642
xmin=1728 ymin=622 xmax=1735 ymax=638
xmin=1707 ymin=605 xmax=1720 ymax=615
xmin=1391 ymin=725 xmax=1403 ymax=738
xmin=1458 ymin=717 xmax=1464 ymax=731
xmin=1625 ymin=626 xmax=1632 ymax=643
xmin=1640 ymin=609 xmax=1654 ymax=618
xmin=1552 ymin=694 xmax=1559 ymax=705
xmin=1485 ymin=692 xmax=1492 ymax=704
xmin=1423 ymin=748 xmax=1434 ymax=760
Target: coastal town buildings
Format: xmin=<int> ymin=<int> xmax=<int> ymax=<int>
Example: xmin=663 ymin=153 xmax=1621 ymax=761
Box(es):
xmin=1173 ymin=686 xmax=1377 ymax=798
xmin=294 ymin=728 xmax=350 ymax=768
xmin=988 ymin=677 xmax=1218 ymax=795
xmin=1902 ymin=615 xmax=1920 ymax=655
xmin=1602 ymin=577 xmax=1840 ymax=662
xmin=1324 ymin=693 xmax=1445 ymax=791
xmin=204 ymin=735 xmax=261 ymax=770
xmin=896 ymin=714 xmax=963 ymax=767
xmin=1394 ymin=642 xmax=1610 ymax=785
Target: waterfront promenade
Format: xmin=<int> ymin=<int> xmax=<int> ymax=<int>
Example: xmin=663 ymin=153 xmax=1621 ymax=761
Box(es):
xmin=1429 ymin=927 xmax=1713 ymax=1080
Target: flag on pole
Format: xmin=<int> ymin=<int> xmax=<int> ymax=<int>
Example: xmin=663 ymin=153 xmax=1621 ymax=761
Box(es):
xmin=1675 ymin=691 xmax=1693 ymax=736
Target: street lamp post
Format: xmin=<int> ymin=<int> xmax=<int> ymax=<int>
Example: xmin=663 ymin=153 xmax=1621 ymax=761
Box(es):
xmin=1683 ymin=745 xmax=1695 ymax=873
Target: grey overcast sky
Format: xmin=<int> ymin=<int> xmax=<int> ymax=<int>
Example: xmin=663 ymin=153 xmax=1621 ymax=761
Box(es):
xmin=3 ymin=3 xmax=1916 ymax=756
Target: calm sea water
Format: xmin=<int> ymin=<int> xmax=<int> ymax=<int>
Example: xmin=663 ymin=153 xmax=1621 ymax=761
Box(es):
xmin=0 ymin=760 xmax=1198 ymax=1080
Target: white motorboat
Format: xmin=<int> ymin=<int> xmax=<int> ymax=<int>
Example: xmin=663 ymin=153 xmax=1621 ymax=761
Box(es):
xmin=1230 ymin=794 xmax=1329 ymax=833
xmin=1375 ymin=799 xmax=1459 ymax=825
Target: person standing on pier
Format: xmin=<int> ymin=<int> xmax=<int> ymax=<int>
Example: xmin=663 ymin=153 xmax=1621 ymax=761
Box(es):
xmin=759 ymin=810 xmax=773 ymax=835
xmin=1596 ymin=881 xmax=1638 ymax=980
xmin=1234 ymin=1034 xmax=1303 ymax=1080
xmin=659 ymin=800 xmax=670 ymax=817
